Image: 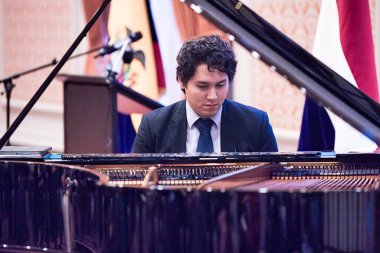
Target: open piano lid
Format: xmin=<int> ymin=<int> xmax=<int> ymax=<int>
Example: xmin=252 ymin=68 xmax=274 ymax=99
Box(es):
xmin=181 ymin=0 xmax=380 ymax=145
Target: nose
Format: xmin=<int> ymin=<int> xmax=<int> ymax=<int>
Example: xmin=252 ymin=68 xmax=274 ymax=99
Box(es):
xmin=206 ymin=87 xmax=217 ymax=100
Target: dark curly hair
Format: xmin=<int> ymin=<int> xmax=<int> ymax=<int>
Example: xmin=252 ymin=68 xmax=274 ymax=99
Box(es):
xmin=176 ymin=35 xmax=237 ymax=86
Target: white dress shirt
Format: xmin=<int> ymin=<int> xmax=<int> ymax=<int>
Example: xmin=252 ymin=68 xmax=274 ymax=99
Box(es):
xmin=185 ymin=101 xmax=222 ymax=153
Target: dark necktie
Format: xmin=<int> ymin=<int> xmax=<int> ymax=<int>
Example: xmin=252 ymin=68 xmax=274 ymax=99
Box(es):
xmin=195 ymin=118 xmax=214 ymax=153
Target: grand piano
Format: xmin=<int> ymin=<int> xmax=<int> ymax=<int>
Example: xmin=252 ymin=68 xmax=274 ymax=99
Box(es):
xmin=1 ymin=0 xmax=380 ymax=252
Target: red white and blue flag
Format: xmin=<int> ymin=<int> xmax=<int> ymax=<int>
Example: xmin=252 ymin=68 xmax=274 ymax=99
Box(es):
xmin=298 ymin=0 xmax=379 ymax=152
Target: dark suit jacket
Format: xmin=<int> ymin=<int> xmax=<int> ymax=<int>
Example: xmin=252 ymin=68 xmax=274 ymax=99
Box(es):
xmin=132 ymin=99 xmax=278 ymax=153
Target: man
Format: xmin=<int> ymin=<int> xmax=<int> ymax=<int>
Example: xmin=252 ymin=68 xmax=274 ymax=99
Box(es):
xmin=132 ymin=35 xmax=278 ymax=153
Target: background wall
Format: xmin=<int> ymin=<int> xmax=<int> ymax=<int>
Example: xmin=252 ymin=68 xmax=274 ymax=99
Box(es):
xmin=0 ymin=0 xmax=379 ymax=152
xmin=234 ymin=0 xmax=321 ymax=151
xmin=0 ymin=0 xmax=86 ymax=151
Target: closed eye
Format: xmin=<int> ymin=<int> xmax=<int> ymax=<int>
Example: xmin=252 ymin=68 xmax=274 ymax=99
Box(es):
xmin=197 ymin=82 xmax=209 ymax=89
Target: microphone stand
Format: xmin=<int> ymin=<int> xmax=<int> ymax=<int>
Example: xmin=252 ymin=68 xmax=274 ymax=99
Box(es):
xmin=0 ymin=0 xmax=111 ymax=149
xmin=105 ymin=33 xmax=163 ymax=111
xmin=0 ymin=59 xmax=57 ymax=130
xmin=0 ymin=45 xmax=108 ymax=132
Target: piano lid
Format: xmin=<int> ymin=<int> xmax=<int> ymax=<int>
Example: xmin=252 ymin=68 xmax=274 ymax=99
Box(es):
xmin=180 ymin=0 xmax=380 ymax=145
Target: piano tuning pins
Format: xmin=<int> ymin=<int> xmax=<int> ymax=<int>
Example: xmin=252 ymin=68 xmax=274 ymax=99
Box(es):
xmin=250 ymin=51 xmax=261 ymax=59
xmin=190 ymin=4 xmax=202 ymax=14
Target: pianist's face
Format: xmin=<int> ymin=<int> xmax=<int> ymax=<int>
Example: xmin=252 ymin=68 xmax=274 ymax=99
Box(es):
xmin=181 ymin=64 xmax=229 ymax=118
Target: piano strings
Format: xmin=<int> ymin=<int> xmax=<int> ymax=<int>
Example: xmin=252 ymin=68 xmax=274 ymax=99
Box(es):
xmin=92 ymin=161 xmax=380 ymax=192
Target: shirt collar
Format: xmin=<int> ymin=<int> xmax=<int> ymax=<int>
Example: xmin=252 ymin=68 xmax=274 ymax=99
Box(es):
xmin=186 ymin=100 xmax=223 ymax=129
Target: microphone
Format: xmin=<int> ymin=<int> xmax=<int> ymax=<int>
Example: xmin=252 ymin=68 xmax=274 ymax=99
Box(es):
xmin=94 ymin=31 xmax=143 ymax=58
xmin=130 ymin=31 xmax=143 ymax=43
xmin=107 ymin=31 xmax=143 ymax=79
xmin=95 ymin=41 xmax=124 ymax=58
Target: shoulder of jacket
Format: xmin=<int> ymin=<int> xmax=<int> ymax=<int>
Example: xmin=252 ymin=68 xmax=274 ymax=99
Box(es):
xmin=145 ymin=100 xmax=185 ymax=119
xmin=224 ymin=99 xmax=266 ymax=115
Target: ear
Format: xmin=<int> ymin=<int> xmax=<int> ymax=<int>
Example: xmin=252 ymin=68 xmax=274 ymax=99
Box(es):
xmin=179 ymin=81 xmax=186 ymax=94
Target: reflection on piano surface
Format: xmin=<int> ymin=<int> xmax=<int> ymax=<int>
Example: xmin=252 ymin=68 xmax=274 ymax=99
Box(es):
xmin=2 ymin=0 xmax=380 ymax=253
xmin=1 ymin=153 xmax=380 ymax=252
xmin=69 ymin=153 xmax=380 ymax=252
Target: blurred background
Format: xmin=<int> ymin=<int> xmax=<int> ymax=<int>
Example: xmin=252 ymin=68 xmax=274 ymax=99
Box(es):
xmin=0 ymin=0 xmax=379 ymax=153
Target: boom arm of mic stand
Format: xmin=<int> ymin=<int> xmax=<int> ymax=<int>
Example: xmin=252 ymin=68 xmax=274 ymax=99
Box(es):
xmin=0 ymin=59 xmax=58 ymax=83
xmin=0 ymin=59 xmax=58 ymax=131
xmin=0 ymin=44 xmax=109 ymax=85
xmin=0 ymin=0 xmax=112 ymax=149
xmin=0 ymin=45 xmax=106 ymax=133
xmin=107 ymin=77 xmax=163 ymax=111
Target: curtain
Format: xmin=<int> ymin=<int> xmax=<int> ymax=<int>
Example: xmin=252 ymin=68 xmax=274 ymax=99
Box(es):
xmin=172 ymin=0 xmax=225 ymax=41
xmin=82 ymin=0 xmax=110 ymax=75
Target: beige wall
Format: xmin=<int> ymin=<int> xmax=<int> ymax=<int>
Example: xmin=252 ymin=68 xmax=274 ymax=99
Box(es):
xmin=234 ymin=0 xmax=321 ymax=151
xmin=0 ymin=0 xmax=86 ymax=151
xmin=0 ymin=0 xmax=4 ymax=129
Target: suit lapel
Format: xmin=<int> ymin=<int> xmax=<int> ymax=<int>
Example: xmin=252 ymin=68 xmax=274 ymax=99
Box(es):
xmin=168 ymin=101 xmax=187 ymax=153
xmin=167 ymin=100 xmax=238 ymax=153
xmin=221 ymin=100 xmax=238 ymax=152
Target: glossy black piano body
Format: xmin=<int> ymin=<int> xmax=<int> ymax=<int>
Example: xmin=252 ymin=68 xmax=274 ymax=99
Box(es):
xmin=69 ymin=153 xmax=380 ymax=253
xmin=0 ymin=161 xmax=104 ymax=253
xmin=74 ymin=182 xmax=380 ymax=253
xmin=1 ymin=153 xmax=380 ymax=253
xmin=2 ymin=0 xmax=380 ymax=252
